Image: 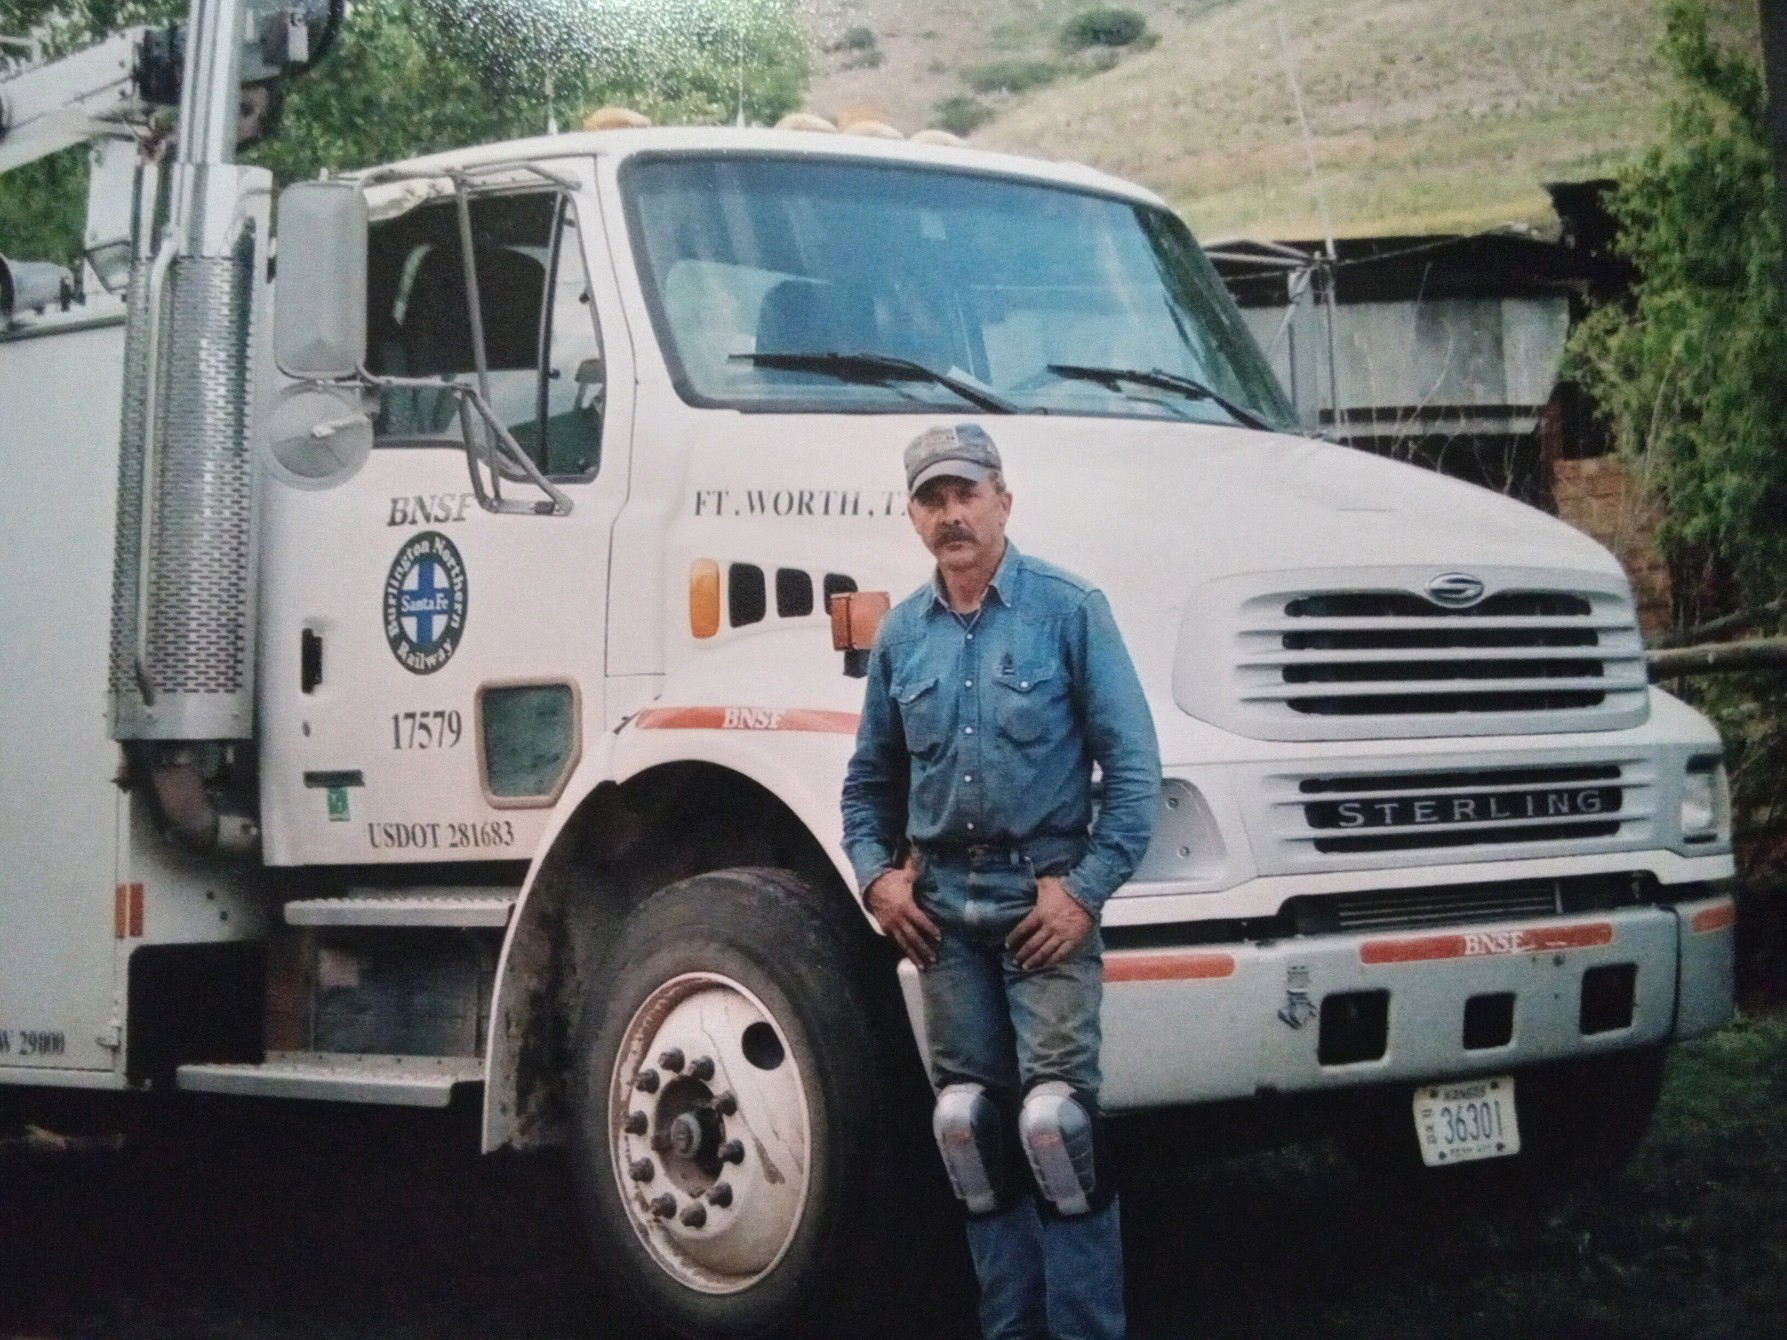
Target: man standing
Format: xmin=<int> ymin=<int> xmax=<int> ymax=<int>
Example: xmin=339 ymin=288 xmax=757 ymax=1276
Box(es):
xmin=842 ymin=424 xmax=1160 ymax=1340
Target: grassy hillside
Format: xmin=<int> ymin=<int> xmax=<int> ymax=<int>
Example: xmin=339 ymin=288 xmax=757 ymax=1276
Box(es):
xmin=801 ymin=0 xmax=1757 ymax=241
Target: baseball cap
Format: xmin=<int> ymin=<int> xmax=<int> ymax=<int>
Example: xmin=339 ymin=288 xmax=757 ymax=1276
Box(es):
xmin=904 ymin=423 xmax=1002 ymax=494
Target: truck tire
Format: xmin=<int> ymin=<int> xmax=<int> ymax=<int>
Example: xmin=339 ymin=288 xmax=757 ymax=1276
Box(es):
xmin=1338 ymin=1045 xmax=1669 ymax=1205
xmin=571 ymin=867 xmax=899 ymax=1339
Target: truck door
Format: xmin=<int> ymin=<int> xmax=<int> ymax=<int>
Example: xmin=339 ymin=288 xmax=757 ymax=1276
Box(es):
xmin=259 ymin=161 xmax=631 ymax=867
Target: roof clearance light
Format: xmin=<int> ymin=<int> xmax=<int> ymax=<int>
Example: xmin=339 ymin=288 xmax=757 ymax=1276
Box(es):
xmin=841 ymin=120 xmax=903 ymax=139
xmin=583 ymin=106 xmax=652 ymax=131
xmin=690 ymin=559 xmax=721 ymax=639
xmin=775 ymin=112 xmax=839 ymax=133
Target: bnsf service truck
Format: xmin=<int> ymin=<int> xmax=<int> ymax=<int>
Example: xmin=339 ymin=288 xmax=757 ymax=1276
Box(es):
xmin=0 ymin=3 xmax=1735 ymax=1335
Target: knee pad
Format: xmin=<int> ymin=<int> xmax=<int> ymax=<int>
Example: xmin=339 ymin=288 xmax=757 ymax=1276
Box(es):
xmin=1018 ymin=1081 xmax=1102 ymax=1217
xmin=933 ymin=1083 xmax=1008 ymax=1215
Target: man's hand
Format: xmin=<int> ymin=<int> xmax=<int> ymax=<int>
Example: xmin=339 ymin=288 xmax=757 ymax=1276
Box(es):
xmin=865 ymin=861 xmax=941 ymax=969
xmin=1006 ymin=875 xmax=1093 ymax=971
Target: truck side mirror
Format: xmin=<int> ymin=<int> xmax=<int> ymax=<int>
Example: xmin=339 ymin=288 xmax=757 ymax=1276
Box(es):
xmin=274 ymin=180 xmax=367 ymax=380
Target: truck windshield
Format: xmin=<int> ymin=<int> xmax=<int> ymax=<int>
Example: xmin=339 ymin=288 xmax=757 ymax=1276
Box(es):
xmin=623 ymin=154 xmax=1295 ymax=429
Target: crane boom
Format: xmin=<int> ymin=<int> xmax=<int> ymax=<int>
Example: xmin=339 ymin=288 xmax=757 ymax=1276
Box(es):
xmin=0 ymin=29 xmax=152 ymax=175
xmin=0 ymin=0 xmax=341 ymax=176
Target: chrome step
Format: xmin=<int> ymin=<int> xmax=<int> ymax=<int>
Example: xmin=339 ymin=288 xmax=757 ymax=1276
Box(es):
xmin=283 ymin=886 xmax=517 ymax=928
xmin=176 ymin=1052 xmax=483 ymax=1107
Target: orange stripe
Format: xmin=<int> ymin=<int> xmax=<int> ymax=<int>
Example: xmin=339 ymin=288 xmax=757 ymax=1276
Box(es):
xmin=114 ymin=884 xmax=128 ymax=939
xmin=127 ymin=883 xmax=144 ymax=938
xmin=1361 ymin=920 xmax=1613 ymax=965
xmin=632 ymin=706 xmax=861 ymax=734
xmin=1691 ymin=901 xmax=1736 ymax=934
xmin=1104 ymin=951 xmax=1236 ymax=983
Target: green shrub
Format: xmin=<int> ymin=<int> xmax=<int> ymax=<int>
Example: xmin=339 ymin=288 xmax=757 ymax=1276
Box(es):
xmin=964 ymin=58 xmax=1061 ymax=94
xmin=1060 ymin=6 xmax=1148 ymax=52
xmin=841 ymin=25 xmax=877 ymax=52
xmin=1567 ymin=2 xmax=1787 ymax=909
xmin=933 ymin=94 xmax=994 ymax=136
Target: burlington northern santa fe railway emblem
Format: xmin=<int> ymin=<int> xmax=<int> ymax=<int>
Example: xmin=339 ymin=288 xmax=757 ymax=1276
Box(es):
xmin=384 ymin=531 xmax=468 ymax=674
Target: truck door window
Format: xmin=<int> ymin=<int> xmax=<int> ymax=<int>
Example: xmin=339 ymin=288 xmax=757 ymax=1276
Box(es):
xmin=518 ymin=197 xmax=604 ymax=479
xmin=366 ymin=190 xmax=603 ymax=479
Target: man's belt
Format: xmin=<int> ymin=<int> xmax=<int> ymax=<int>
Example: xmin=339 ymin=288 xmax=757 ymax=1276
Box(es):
xmin=917 ymin=832 xmax=1085 ymax=871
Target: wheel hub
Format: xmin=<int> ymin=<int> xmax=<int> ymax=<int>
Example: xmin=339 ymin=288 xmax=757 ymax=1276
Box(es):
xmin=609 ymin=972 xmax=813 ymax=1294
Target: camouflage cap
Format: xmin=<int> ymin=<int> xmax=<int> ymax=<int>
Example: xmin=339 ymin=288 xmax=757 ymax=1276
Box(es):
xmin=903 ymin=423 xmax=1002 ymax=494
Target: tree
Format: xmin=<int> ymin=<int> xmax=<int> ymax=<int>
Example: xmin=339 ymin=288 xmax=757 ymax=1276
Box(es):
xmin=1568 ymin=1 xmax=1787 ymax=618
xmin=1568 ymin=1 xmax=1787 ymax=975
xmin=0 ymin=0 xmax=810 ymax=265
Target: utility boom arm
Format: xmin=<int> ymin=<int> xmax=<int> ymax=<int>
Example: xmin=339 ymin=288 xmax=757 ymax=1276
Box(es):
xmin=0 ymin=29 xmax=149 ymax=174
xmin=0 ymin=0 xmax=341 ymax=175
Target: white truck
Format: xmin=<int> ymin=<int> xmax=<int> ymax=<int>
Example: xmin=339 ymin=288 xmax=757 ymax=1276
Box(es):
xmin=0 ymin=3 xmax=1736 ymax=1335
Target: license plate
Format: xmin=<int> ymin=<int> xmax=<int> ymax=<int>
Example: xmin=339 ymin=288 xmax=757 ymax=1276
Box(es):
xmin=1413 ymin=1075 xmax=1520 ymax=1166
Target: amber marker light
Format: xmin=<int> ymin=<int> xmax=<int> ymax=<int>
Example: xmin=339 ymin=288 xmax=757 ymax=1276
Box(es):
xmin=690 ymin=559 xmax=721 ymax=638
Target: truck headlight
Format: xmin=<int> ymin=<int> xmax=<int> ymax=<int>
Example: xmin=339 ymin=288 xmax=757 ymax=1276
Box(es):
xmin=1681 ymin=759 xmax=1727 ymax=842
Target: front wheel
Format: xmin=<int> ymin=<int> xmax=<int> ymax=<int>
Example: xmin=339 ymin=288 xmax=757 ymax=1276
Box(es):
xmin=572 ymin=868 xmax=894 ymax=1339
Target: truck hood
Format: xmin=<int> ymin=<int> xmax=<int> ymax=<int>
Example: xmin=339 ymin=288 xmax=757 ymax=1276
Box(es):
xmin=995 ymin=417 xmax=1616 ymax=584
xmin=985 ymin=417 xmax=1642 ymax=747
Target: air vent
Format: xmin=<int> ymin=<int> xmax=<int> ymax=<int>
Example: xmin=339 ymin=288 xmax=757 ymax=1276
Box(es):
xmin=729 ymin=563 xmax=766 ymax=626
xmin=1285 ymin=879 xmax=1562 ymax=933
xmin=776 ymin=568 xmax=815 ymax=618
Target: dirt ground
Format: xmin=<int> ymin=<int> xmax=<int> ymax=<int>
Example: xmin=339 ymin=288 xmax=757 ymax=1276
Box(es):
xmin=3 ymin=1016 xmax=1784 ymax=1340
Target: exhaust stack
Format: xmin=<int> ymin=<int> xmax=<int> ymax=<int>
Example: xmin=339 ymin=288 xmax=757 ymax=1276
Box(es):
xmin=109 ymin=0 xmax=269 ymax=747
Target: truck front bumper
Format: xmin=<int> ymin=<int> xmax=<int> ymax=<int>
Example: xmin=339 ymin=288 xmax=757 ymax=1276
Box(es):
xmin=897 ymin=890 xmax=1734 ymax=1112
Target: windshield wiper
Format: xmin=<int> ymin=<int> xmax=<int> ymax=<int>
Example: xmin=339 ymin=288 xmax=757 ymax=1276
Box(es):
xmin=1044 ymin=363 xmax=1273 ymax=432
xmin=732 ymin=350 xmax=1017 ymax=414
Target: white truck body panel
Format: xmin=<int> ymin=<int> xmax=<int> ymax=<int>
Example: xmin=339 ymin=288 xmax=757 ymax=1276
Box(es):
xmin=0 ymin=311 xmax=129 ymax=1075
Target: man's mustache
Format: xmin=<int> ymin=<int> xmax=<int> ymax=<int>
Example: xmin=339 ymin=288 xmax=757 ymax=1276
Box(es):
xmin=937 ymin=524 xmax=975 ymax=544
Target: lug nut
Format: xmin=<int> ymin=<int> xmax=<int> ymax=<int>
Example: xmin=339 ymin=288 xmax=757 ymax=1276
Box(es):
xmin=690 ymin=1055 xmax=715 ymax=1081
xmin=659 ymin=1047 xmax=685 ymax=1072
xmin=719 ymin=1139 xmax=745 ymax=1165
xmin=649 ymin=1193 xmax=677 ymax=1219
xmin=635 ymin=1068 xmax=660 ymax=1093
xmin=629 ymin=1158 xmax=655 ymax=1183
xmin=680 ymin=1202 xmax=708 ymax=1228
xmin=707 ymin=1182 xmax=733 ymax=1208
xmin=624 ymin=1111 xmax=649 ymax=1136
xmin=715 ymin=1092 xmax=738 ymax=1116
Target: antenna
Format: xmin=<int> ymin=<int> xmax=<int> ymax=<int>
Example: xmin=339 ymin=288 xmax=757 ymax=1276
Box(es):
xmin=1273 ymin=8 xmax=1344 ymax=438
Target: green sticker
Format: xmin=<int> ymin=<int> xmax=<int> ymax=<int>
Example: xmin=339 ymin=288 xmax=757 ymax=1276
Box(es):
xmin=327 ymin=786 xmax=350 ymax=822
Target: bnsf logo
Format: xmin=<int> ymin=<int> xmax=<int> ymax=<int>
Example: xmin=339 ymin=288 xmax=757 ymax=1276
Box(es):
xmin=722 ymin=708 xmax=785 ymax=730
xmin=1460 ymin=930 xmax=1545 ymax=957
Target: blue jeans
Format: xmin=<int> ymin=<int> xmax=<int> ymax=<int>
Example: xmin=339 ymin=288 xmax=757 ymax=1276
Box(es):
xmin=918 ymin=850 xmax=1125 ymax=1340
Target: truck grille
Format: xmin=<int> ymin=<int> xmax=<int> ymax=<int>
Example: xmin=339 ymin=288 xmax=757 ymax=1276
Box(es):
xmin=1173 ymin=570 xmax=1650 ymax=742
xmin=1279 ymin=591 xmax=1608 ymax=715
xmin=1287 ymin=880 xmax=1562 ymax=932
xmin=1260 ymin=758 xmax=1657 ymax=869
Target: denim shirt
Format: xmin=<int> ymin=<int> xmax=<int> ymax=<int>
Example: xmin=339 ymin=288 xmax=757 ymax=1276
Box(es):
xmin=841 ymin=543 xmax=1161 ymax=914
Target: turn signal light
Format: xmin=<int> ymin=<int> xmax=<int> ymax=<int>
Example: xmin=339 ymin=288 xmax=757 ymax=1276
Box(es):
xmin=830 ymin=590 xmax=890 ymax=651
xmin=690 ymin=559 xmax=721 ymax=639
